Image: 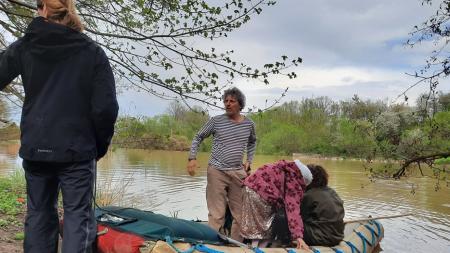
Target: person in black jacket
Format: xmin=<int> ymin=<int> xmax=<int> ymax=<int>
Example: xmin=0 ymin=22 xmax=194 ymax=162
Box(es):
xmin=301 ymin=164 xmax=345 ymax=247
xmin=0 ymin=1 xmax=118 ymax=252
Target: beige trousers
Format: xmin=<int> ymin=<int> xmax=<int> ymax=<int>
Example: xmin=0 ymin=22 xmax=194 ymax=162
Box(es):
xmin=206 ymin=166 xmax=247 ymax=242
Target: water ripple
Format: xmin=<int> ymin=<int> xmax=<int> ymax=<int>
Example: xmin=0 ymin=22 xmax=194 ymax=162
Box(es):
xmin=1 ymin=148 xmax=449 ymax=252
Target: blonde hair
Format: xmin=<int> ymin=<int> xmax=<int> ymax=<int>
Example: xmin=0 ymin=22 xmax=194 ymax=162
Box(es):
xmin=37 ymin=0 xmax=84 ymax=32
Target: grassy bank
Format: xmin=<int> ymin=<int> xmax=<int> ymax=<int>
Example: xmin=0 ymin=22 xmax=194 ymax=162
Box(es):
xmin=0 ymin=124 xmax=20 ymax=142
xmin=0 ymin=171 xmax=26 ymax=252
xmin=0 ymin=171 xmax=26 ymax=223
xmin=0 ymin=168 xmax=131 ymax=253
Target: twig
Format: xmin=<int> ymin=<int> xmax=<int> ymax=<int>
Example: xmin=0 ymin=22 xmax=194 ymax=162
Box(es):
xmin=344 ymin=213 xmax=413 ymax=224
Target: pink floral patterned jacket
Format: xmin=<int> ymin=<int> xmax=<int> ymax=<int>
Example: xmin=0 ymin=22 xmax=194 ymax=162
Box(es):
xmin=244 ymin=160 xmax=306 ymax=239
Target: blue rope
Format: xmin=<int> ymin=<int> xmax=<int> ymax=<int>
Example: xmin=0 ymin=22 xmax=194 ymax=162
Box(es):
xmin=311 ymin=248 xmax=321 ymax=253
xmin=286 ymin=249 xmax=297 ymax=253
xmin=372 ymin=220 xmax=383 ymax=238
xmin=332 ymin=247 xmax=345 ymax=253
xmin=194 ymin=244 xmax=224 ymax=253
xmin=165 ymin=236 xmax=226 ymax=253
xmin=365 ymin=223 xmax=379 ymax=237
xmin=355 ymin=232 xmax=368 ymax=253
xmin=344 ymin=240 xmax=361 ymax=253
xmin=369 ymin=220 xmax=383 ymax=238
xmin=364 ymin=224 xmax=377 ymax=245
xmin=253 ymin=247 xmax=265 ymax=253
xmin=165 ymin=236 xmax=196 ymax=253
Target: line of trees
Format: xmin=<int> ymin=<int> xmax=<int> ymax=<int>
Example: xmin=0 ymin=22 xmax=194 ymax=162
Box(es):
xmin=0 ymin=91 xmax=447 ymax=179
xmin=113 ymin=92 xmax=450 ymax=179
xmin=113 ymin=103 xmax=210 ymax=151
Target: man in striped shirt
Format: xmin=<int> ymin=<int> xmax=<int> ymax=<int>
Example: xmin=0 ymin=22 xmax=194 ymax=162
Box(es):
xmin=187 ymin=87 xmax=257 ymax=242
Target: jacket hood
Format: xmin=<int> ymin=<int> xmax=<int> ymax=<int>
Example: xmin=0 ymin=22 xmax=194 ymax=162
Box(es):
xmin=23 ymin=17 xmax=90 ymax=61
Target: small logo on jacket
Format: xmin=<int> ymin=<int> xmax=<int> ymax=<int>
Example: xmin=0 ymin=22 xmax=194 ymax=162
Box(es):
xmin=37 ymin=149 xmax=53 ymax=153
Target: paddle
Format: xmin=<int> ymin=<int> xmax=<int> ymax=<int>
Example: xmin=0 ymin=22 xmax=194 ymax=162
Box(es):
xmin=344 ymin=213 xmax=413 ymax=224
xmin=217 ymin=233 xmax=250 ymax=248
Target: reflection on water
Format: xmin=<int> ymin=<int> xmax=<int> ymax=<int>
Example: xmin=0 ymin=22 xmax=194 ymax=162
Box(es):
xmin=0 ymin=145 xmax=449 ymax=252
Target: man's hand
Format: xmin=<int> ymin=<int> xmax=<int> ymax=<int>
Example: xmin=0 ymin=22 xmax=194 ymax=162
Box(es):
xmin=187 ymin=159 xmax=197 ymax=176
xmin=243 ymin=161 xmax=251 ymax=175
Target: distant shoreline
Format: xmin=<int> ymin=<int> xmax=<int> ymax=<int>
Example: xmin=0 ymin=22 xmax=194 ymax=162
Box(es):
xmin=292 ymin=153 xmax=395 ymax=163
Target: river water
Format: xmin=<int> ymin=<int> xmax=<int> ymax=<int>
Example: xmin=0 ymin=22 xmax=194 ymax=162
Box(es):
xmin=0 ymin=144 xmax=449 ymax=252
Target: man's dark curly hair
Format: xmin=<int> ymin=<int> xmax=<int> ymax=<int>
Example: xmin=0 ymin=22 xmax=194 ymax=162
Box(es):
xmin=222 ymin=87 xmax=246 ymax=111
xmin=306 ymin=164 xmax=329 ymax=190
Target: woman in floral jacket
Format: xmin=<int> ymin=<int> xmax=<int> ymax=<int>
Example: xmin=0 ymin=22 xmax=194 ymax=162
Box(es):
xmin=241 ymin=160 xmax=312 ymax=250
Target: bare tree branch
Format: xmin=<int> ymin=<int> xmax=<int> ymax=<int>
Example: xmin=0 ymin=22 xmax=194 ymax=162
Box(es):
xmin=393 ymin=152 xmax=450 ymax=179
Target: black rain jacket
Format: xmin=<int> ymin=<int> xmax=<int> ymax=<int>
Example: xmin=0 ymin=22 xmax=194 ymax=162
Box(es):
xmin=0 ymin=17 xmax=118 ymax=162
xmin=301 ymin=186 xmax=345 ymax=246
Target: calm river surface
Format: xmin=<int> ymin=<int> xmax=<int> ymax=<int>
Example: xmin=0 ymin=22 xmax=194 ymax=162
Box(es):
xmin=0 ymin=143 xmax=449 ymax=252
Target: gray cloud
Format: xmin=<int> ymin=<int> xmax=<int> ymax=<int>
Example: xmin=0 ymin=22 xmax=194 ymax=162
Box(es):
xmin=120 ymin=0 xmax=449 ymax=116
xmin=224 ymin=0 xmax=437 ymax=68
xmin=242 ymin=80 xmax=450 ymax=112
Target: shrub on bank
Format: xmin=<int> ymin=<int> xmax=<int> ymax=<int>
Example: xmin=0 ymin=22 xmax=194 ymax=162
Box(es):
xmin=0 ymin=171 xmax=26 ymax=224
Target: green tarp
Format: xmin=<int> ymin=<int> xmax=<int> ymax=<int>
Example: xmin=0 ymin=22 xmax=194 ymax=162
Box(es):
xmin=95 ymin=206 xmax=223 ymax=245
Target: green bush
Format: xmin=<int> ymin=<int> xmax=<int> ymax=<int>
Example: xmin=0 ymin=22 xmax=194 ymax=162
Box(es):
xmin=112 ymin=95 xmax=449 ymax=164
xmin=14 ymin=232 xmax=24 ymax=240
xmin=0 ymin=171 xmax=26 ymax=216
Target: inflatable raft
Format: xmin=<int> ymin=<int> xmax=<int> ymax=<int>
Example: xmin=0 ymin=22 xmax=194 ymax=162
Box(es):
xmin=94 ymin=206 xmax=384 ymax=253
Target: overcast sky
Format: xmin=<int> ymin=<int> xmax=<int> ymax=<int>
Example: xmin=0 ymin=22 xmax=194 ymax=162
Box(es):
xmin=119 ymin=0 xmax=450 ymax=117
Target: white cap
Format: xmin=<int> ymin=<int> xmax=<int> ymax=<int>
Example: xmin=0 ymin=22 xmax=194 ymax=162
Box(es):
xmin=294 ymin=159 xmax=313 ymax=186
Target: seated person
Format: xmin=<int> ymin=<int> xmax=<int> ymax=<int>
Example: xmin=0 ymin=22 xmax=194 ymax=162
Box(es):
xmin=240 ymin=160 xmax=312 ymax=250
xmin=301 ymin=164 xmax=345 ymax=246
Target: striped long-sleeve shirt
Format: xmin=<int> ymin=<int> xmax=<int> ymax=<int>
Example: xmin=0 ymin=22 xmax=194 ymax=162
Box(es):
xmin=189 ymin=114 xmax=257 ymax=170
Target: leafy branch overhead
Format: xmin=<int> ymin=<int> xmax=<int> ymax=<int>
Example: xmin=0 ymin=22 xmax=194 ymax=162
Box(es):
xmin=395 ymin=0 xmax=450 ymax=179
xmin=0 ymin=0 xmax=302 ymax=109
xmin=406 ymin=0 xmax=450 ymax=97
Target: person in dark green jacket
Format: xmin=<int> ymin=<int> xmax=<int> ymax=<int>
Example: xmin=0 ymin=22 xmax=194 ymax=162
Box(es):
xmin=301 ymin=164 xmax=345 ymax=247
